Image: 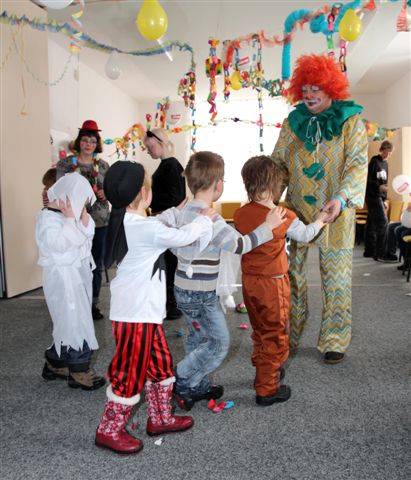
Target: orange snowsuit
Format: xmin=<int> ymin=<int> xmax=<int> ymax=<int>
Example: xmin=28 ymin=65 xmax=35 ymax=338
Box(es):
xmin=234 ymin=202 xmax=296 ymax=397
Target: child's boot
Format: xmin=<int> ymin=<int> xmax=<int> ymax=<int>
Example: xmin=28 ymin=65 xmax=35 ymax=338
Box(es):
xmin=68 ymin=367 xmax=106 ymax=391
xmin=146 ymin=380 xmax=193 ymax=436
xmin=95 ymin=386 xmax=143 ymax=455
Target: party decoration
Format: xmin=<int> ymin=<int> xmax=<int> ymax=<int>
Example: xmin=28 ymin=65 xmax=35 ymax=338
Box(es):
xmin=206 ymin=39 xmax=221 ymax=122
xmin=397 ymin=0 xmax=411 ymax=31
xmin=339 ymin=9 xmax=363 ymax=41
xmin=70 ymin=0 xmax=84 ymax=53
xmin=105 ymin=51 xmax=121 ymax=80
xmin=136 ymin=0 xmax=168 ymax=41
xmin=38 ymin=0 xmax=73 ymax=9
xmin=392 ymin=175 xmax=411 ymax=195
xmin=166 ymin=103 xmax=183 ymax=126
xmin=230 ymin=71 xmax=243 ymax=90
xmin=236 ymin=302 xmax=248 ymax=313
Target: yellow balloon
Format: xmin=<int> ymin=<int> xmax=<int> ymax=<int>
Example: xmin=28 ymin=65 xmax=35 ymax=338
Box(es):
xmin=339 ymin=9 xmax=362 ymax=42
xmin=136 ymin=0 xmax=168 ymax=41
xmin=230 ymin=71 xmax=243 ymax=91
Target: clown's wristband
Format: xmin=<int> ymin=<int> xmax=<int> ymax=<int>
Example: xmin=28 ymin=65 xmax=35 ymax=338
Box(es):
xmin=334 ymin=195 xmax=347 ymax=211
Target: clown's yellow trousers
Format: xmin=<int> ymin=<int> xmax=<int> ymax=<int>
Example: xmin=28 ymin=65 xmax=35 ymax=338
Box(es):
xmin=289 ymin=242 xmax=353 ymax=353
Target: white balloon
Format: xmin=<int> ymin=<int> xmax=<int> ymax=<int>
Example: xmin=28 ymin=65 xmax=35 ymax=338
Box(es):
xmin=38 ymin=0 xmax=73 ymax=9
xmin=105 ymin=51 xmax=121 ymax=80
xmin=392 ymin=175 xmax=411 ymax=195
xmin=166 ymin=105 xmax=183 ymax=126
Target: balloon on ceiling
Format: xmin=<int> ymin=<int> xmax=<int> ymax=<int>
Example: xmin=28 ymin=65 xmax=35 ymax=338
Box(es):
xmin=105 ymin=51 xmax=121 ymax=80
xmin=136 ymin=0 xmax=168 ymax=41
xmin=339 ymin=8 xmax=363 ymax=41
xmin=38 ymin=0 xmax=73 ymax=9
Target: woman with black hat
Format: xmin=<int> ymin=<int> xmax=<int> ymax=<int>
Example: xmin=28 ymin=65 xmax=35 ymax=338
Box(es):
xmin=56 ymin=120 xmax=110 ymax=320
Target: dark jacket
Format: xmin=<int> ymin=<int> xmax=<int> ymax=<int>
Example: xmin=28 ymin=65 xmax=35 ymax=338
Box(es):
xmin=150 ymin=157 xmax=186 ymax=213
xmin=365 ymin=154 xmax=388 ymax=201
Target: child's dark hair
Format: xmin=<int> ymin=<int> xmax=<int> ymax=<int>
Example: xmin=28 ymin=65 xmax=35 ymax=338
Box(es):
xmin=241 ymin=155 xmax=285 ymax=203
xmin=184 ymin=151 xmax=225 ymax=195
xmin=42 ymin=168 xmax=57 ymax=190
xmin=73 ymin=129 xmax=103 ymax=154
xmin=380 ymin=140 xmax=393 ymax=152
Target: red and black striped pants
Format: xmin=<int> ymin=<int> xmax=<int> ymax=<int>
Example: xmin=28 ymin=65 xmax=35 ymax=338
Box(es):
xmin=108 ymin=321 xmax=174 ymax=398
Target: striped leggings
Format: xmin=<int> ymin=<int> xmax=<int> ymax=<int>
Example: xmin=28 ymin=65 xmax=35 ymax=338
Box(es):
xmin=108 ymin=321 xmax=174 ymax=398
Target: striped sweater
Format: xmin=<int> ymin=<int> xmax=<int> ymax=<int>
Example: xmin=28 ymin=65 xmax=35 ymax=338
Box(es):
xmin=174 ymin=199 xmax=273 ymax=292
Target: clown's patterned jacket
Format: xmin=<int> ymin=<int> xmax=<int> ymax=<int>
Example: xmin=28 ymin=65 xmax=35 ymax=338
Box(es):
xmin=272 ymin=112 xmax=368 ymax=249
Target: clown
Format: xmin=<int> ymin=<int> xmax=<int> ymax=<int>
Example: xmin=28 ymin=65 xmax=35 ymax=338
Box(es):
xmin=272 ymin=54 xmax=368 ymax=364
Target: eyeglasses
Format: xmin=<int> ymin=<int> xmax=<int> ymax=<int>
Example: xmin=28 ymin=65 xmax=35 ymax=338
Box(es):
xmin=302 ymin=85 xmax=321 ymax=93
xmin=146 ymin=130 xmax=163 ymax=143
xmin=80 ymin=138 xmax=98 ymax=145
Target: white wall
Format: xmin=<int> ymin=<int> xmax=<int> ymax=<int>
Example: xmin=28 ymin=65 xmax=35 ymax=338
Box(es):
xmin=383 ymin=71 xmax=411 ymax=128
xmin=1 ymin=0 xmax=51 ymax=297
xmin=48 ymin=39 xmax=140 ymax=164
xmin=352 ymin=93 xmax=384 ymax=125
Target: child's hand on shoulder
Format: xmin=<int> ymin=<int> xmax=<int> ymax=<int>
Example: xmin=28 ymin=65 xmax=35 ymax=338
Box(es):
xmin=58 ymin=198 xmax=75 ymax=218
xmin=200 ymin=207 xmax=218 ymax=219
xmin=266 ymin=206 xmax=286 ymax=229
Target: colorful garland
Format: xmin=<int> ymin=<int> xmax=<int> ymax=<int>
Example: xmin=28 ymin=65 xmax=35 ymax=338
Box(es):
xmin=71 ymin=155 xmax=100 ymax=193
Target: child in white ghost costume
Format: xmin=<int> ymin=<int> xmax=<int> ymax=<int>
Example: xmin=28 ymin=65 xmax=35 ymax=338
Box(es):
xmin=35 ymin=172 xmax=105 ymax=391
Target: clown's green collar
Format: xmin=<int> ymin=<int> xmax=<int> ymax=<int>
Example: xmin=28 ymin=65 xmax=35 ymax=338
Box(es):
xmin=288 ymin=100 xmax=363 ymax=152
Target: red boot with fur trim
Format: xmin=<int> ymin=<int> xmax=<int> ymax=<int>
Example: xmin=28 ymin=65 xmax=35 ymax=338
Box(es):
xmin=146 ymin=381 xmax=193 ymax=436
xmin=95 ymin=387 xmax=143 ymax=455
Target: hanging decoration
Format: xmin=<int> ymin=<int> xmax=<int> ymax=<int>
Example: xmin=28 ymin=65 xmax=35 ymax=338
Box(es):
xmin=154 ymin=97 xmax=169 ymax=128
xmin=339 ymin=9 xmax=363 ymax=41
xmin=38 ymin=0 xmax=73 ymax=9
xmin=105 ymin=50 xmax=121 ymax=80
xmin=396 ymin=0 xmax=411 ymax=31
xmin=70 ymin=0 xmax=84 ymax=53
xmin=165 ymin=102 xmax=183 ymax=126
xmin=136 ymin=0 xmax=168 ymax=41
xmin=99 ymin=115 xmax=396 ymax=160
xmin=206 ymin=39 xmax=221 ymax=123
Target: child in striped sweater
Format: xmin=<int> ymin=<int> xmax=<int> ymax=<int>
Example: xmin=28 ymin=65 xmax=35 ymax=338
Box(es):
xmin=172 ymin=151 xmax=286 ymax=410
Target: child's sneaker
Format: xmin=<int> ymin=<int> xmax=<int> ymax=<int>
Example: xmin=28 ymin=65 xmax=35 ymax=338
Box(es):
xmin=68 ymin=369 xmax=106 ymax=391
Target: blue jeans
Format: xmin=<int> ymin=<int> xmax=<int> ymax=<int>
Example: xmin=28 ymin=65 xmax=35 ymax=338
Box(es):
xmin=174 ymin=287 xmax=230 ymax=395
xmin=45 ymin=341 xmax=93 ymax=372
xmin=91 ymin=226 xmax=108 ymax=305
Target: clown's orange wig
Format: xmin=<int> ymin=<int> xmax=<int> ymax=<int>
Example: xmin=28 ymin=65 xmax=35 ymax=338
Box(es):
xmin=287 ymin=54 xmax=350 ymax=104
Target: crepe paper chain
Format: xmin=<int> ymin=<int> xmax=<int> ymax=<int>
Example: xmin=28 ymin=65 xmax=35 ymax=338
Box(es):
xmin=206 ymin=39 xmax=221 ymax=123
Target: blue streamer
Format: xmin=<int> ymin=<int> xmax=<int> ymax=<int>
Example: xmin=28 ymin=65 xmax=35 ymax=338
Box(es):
xmin=282 ymin=9 xmax=312 ymax=80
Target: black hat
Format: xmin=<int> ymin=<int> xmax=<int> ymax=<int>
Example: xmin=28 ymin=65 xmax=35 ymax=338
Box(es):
xmin=103 ymin=161 xmax=145 ymax=209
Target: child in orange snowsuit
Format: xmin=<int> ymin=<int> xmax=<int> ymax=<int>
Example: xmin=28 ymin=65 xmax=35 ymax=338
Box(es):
xmin=234 ymin=156 xmax=327 ymax=406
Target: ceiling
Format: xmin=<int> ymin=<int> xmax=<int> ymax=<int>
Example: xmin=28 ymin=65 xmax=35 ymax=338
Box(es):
xmin=38 ymin=0 xmax=410 ymax=101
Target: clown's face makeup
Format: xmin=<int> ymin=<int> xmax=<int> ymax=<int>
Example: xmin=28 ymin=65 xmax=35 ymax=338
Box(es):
xmin=302 ymin=85 xmax=332 ymax=114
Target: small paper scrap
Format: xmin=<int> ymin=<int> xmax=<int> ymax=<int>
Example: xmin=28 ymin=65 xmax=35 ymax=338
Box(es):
xmin=239 ymin=324 xmax=249 ymax=329
xmin=207 ymin=399 xmax=234 ymax=413
xmin=154 ymin=437 xmax=164 ymax=446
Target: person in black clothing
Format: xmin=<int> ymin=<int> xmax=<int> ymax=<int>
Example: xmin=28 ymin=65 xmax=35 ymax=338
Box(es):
xmin=364 ymin=140 xmax=394 ymax=259
xmin=144 ymin=128 xmax=186 ymax=320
